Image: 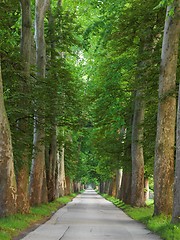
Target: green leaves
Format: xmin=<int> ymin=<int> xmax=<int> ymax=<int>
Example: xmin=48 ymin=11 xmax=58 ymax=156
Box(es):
xmin=154 ymin=0 xmax=175 ymax=17
xmin=154 ymin=0 xmax=174 ymax=9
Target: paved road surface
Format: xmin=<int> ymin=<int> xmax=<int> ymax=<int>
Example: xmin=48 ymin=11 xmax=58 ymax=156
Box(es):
xmin=21 ymin=190 xmax=161 ymax=240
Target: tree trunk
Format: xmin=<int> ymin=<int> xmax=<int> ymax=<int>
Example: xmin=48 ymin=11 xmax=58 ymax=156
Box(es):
xmin=105 ymin=181 xmax=110 ymax=194
xmin=47 ymin=127 xmax=57 ymax=202
xmin=29 ymin=0 xmax=49 ymax=205
xmin=17 ymin=166 xmax=30 ymax=213
xmin=99 ymin=181 xmax=104 ymax=193
xmin=73 ymin=181 xmax=80 ymax=193
xmin=0 ymin=63 xmax=17 ymax=216
xmin=119 ymin=172 xmax=132 ymax=205
xmin=131 ymin=90 xmax=145 ymax=207
xmin=41 ymin=167 xmax=48 ymax=203
xmin=116 ymin=169 xmax=123 ymax=198
xmin=30 ymin=126 xmax=46 ymax=205
xmin=172 ymin=86 xmax=180 ymax=223
xmin=20 ymin=0 xmax=31 ymax=74
xmin=171 ymin=0 xmax=180 ymax=222
xmin=65 ymin=176 xmax=71 ymax=195
xmin=56 ymin=145 xmax=66 ymax=196
xmin=46 ymin=5 xmax=59 ymax=202
xmin=111 ymin=176 xmax=117 ymax=197
xmin=154 ymin=1 xmax=180 ymax=216
xmin=55 ymin=150 xmax=60 ymax=198
xmin=59 ymin=145 xmax=66 ymax=196
xmin=144 ymin=178 xmax=149 ymax=201
xmin=16 ymin=0 xmax=32 ymax=214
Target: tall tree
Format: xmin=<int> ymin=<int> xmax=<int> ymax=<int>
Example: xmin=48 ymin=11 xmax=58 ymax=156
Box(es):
xmin=171 ymin=0 xmax=180 ymax=223
xmin=16 ymin=0 xmax=32 ymax=213
xmin=56 ymin=143 xmax=66 ymax=196
xmin=131 ymin=89 xmax=145 ymax=207
xmin=29 ymin=0 xmax=49 ymax=205
xmin=45 ymin=3 xmax=58 ymax=202
xmin=154 ymin=0 xmax=179 ymax=216
xmin=172 ymin=86 xmax=180 ymax=223
xmin=0 ymin=62 xmax=17 ymax=216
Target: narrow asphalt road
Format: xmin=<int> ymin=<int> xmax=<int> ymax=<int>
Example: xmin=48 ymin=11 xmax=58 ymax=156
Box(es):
xmin=21 ymin=189 xmax=161 ymax=240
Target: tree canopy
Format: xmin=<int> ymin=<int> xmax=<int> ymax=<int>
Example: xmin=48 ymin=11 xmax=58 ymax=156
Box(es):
xmin=0 ymin=0 xmax=180 ymax=223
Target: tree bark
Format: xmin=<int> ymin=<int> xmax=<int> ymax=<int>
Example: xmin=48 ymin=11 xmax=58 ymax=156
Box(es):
xmin=0 ymin=63 xmax=17 ymax=216
xmin=172 ymin=87 xmax=180 ymax=223
xmin=111 ymin=176 xmax=117 ymax=197
xmin=16 ymin=0 xmax=32 ymax=214
xmin=131 ymin=90 xmax=145 ymax=207
xmin=116 ymin=169 xmax=123 ymax=198
xmin=154 ymin=1 xmax=180 ymax=216
xmin=30 ymin=125 xmax=46 ymax=205
xmin=144 ymin=178 xmax=149 ymax=201
xmin=47 ymin=127 xmax=57 ymax=202
xmin=55 ymin=150 xmax=60 ymax=198
xmin=65 ymin=176 xmax=71 ymax=195
xmin=17 ymin=166 xmax=30 ymax=213
xmin=41 ymin=167 xmax=48 ymax=203
xmin=46 ymin=4 xmax=59 ymax=202
xmin=60 ymin=145 xmax=66 ymax=196
xmin=119 ymin=172 xmax=132 ymax=205
xmin=99 ymin=181 xmax=104 ymax=194
xmin=57 ymin=144 xmax=66 ymax=196
xmin=29 ymin=0 xmax=50 ymax=205
xmin=171 ymin=0 xmax=180 ymax=222
xmin=105 ymin=181 xmax=110 ymax=194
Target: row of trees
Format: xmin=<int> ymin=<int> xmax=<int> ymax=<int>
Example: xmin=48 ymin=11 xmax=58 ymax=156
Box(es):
xmin=80 ymin=0 xmax=180 ymax=223
xmin=0 ymin=0 xmax=86 ymax=216
xmin=0 ymin=0 xmax=180 ymax=226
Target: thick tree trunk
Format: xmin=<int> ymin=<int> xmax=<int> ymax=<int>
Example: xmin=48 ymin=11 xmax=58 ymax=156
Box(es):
xmin=16 ymin=0 xmax=32 ymax=214
xmin=131 ymin=90 xmax=145 ymax=207
xmin=74 ymin=182 xmax=79 ymax=192
xmin=99 ymin=182 xmax=104 ymax=193
xmin=102 ymin=181 xmax=106 ymax=193
xmin=59 ymin=145 xmax=66 ymax=196
xmin=74 ymin=182 xmax=82 ymax=192
xmin=41 ymin=167 xmax=48 ymax=203
xmin=171 ymin=5 xmax=180 ymax=225
xmin=144 ymin=178 xmax=149 ymax=201
xmin=30 ymin=0 xmax=49 ymax=205
xmin=17 ymin=165 xmax=30 ymax=213
xmin=111 ymin=176 xmax=117 ymax=197
xmin=0 ymin=63 xmax=17 ymax=216
xmin=171 ymin=0 xmax=180 ymax=222
xmin=56 ymin=145 xmax=66 ymax=196
xmin=116 ymin=169 xmax=123 ymax=198
xmin=172 ymin=86 xmax=180 ymax=223
xmin=119 ymin=172 xmax=132 ymax=205
xmin=47 ymin=127 xmax=57 ymax=202
xmin=73 ymin=181 xmax=80 ymax=193
xmin=105 ymin=181 xmax=110 ymax=194
xmin=30 ymin=126 xmax=46 ymax=205
xmin=154 ymin=1 xmax=180 ymax=216
xmin=65 ymin=176 xmax=71 ymax=195
xmin=20 ymin=0 xmax=31 ymax=74
xmin=55 ymin=151 xmax=60 ymax=198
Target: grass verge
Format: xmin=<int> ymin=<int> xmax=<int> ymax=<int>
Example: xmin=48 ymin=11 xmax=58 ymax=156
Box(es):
xmin=0 ymin=194 xmax=77 ymax=240
xmin=102 ymin=194 xmax=180 ymax=240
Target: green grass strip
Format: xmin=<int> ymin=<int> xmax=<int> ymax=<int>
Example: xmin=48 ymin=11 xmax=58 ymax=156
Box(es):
xmin=102 ymin=194 xmax=180 ymax=240
xmin=0 ymin=194 xmax=77 ymax=240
